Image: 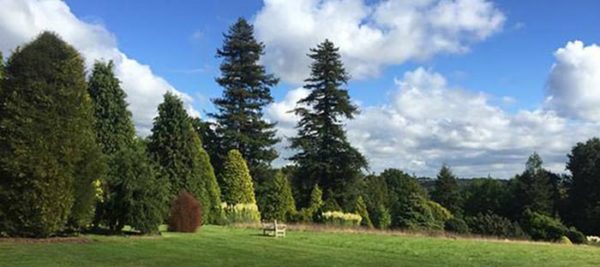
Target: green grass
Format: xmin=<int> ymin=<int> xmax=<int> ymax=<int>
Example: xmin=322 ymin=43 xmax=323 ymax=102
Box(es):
xmin=1 ymin=225 xmax=599 ymax=267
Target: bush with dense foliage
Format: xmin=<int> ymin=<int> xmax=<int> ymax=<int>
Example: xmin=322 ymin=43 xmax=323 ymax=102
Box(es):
xmin=322 ymin=211 xmax=362 ymax=227
xmin=169 ymin=192 xmax=202 ymax=232
xmin=0 ymin=32 xmax=105 ymax=237
xmin=566 ymin=227 xmax=586 ymax=244
xmin=445 ymin=217 xmax=470 ymax=234
xmin=374 ymin=204 xmax=392 ymax=230
xmin=354 ymin=196 xmax=373 ymax=228
xmin=223 ymin=203 xmax=261 ymax=224
xmin=520 ymin=210 xmax=567 ymax=241
xmin=220 ymin=149 xmax=257 ymax=205
xmin=102 ymin=141 xmax=168 ymax=234
xmin=258 ymin=171 xmax=296 ymax=221
xmin=466 ymin=213 xmax=526 ymax=238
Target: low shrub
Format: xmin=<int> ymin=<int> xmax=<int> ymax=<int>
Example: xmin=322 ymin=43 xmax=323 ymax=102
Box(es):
xmin=445 ymin=217 xmax=470 ymax=234
xmin=566 ymin=227 xmax=586 ymax=244
xmin=559 ymin=236 xmax=572 ymax=245
xmin=322 ymin=211 xmax=362 ymax=227
xmin=466 ymin=213 xmax=526 ymax=238
xmin=223 ymin=203 xmax=261 ymax=224
xmin=168 ymin=192 xmax=202 ymax=232
xmin=521 ymin=210 xmax=566 ymax=241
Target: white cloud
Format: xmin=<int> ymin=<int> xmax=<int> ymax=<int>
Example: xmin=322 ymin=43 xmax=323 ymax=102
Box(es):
xmin=254 ymin=0 xmax=505 ymax=84
xmin=0 ymin=0 xmax=199 ymax=136
xmin=269 ymin=68 xmax=600 ymax=178
xmin=545 ymin=41 xmax=600 ymax=121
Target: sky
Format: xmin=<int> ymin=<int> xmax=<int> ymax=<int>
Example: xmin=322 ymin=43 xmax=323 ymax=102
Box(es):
xmin=1 ymin=0 xmax=599 ymax=178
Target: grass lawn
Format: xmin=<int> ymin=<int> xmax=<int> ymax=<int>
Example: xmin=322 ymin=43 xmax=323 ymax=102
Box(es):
xmin=1 ymin=225 xmax=599 ymax=267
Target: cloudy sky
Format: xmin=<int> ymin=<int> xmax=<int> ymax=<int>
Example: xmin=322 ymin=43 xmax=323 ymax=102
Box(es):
xmin=1 ymin=0 xmax=599 ymax=178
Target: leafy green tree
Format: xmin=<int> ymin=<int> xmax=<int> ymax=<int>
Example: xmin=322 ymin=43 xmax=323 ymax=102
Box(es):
xmin=565 ymin=138 xmax=600 ymax=235
xmin=375 ymin=204 xmax=392 ymax=230
xmin=210 ymin=18 xmax=279 ymax=179
xmin=104 ymin=141 xmax=168 ymax=233
xmin=290 ymin=39 xmax=367 ymax=208
xmin=513 ymin=153 xmax=553 ymax=216
xmin=259 ymin=171 xmax=296 ymax=221
xmin=87 ymin=61 xmax=136 ymax=155
xmin=0 ymin=32 xmax=104 ymax=236
xmin=431 ymin=165 xmax=462 ymax=215
xmin=462 ymin=178 xmax=512 ymax=217
xmin=148 ymin=92 xmax=222 ymax=223
xmin=354 ymin=196 xmax=373 ymax=228
xmin=220 ymin=149 xmax=256 ymax=205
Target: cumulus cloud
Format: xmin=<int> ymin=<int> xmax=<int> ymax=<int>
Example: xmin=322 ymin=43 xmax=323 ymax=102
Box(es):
xmin=269 ymin=68 xmax=600 ymax=178
xmin=0 ymin=0 xmax=198 ymax=135
xmin=254 ymin=0 xmax=505 ymax=83
xmin=545 ymin=41 xmax=600 ymax=121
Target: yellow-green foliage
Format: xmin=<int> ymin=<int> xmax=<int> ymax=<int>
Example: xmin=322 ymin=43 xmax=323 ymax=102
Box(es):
xmin=354 ymin=196 xmax=373 ymax=228
xmin=559 ymin=236 xmax=573 ymax=245
xmin=426 ymin=200 xmax=453 ymax=223
xmin=222 ymin=202 xmax=261 ymax=224
xmin=221 ymin=149 xmax=256 ymax=205
xmin=322 ymin=211 xmax=362 ymax=227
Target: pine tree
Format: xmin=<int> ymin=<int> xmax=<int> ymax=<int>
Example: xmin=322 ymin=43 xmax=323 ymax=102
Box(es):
xmin=354 ymin=196 xmax=373 ymax=228
xmin=148 ymin=92 xmax=222 ymax=223
xmin=290 ymin=39 xmax=367 ymax=208
xmin=0 ymin=32 xmax=105 ymax=237
xmin=259 ymin=171 xmax=296 ymax=221
xmin=431 ymin=165 xmax=462 ymax=215
xmin=210 ymin=18 xmax=279 ymax=180
xmin=87 ymin=60 xmax=136 ymax=155
xmin=220 ymin=149 xmax=256 ymax=205
xmin=513 ymin=153 xmax=553 ymax=217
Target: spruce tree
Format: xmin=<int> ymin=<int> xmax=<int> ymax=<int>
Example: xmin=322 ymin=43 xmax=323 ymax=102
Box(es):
xmin=290 ymin=39 xmax=367 ymax=208
xmin=148 ymin=92 xmax=222 ymax=223
xmin=210 ymin=18 xmax=279 ymax=179
xmin=87 ymin=60 xmax=136 ymax=155
xmin=431 ymin=165 xmax=462 ymax=215
xmin=0 ymin=32 xmax=104 ymax=236
xmin=513 ymin=153 xmax=553 ymax=216
xmin=220 ymin=149 xmax=256 ymax=205
xmin=259 ymin=171 xmax=296 ymax=221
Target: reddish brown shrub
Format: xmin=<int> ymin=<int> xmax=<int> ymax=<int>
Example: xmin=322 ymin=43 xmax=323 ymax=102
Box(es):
xmin=168 ymin=191 xmax=202 ymax=232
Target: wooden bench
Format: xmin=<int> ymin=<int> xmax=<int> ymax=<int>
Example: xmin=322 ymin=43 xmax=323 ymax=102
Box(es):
xmin=262 ymin=220 xmax=286 ymax=237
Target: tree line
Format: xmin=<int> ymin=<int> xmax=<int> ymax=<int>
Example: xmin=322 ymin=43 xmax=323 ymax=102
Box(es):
xmin=0 ymin=18 xmax=599 ymax=244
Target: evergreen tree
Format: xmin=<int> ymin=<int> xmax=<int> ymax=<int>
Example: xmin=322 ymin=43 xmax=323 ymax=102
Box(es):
xmin=259 ymin=171 xmax=296 ymax=221
xmin=104 ymin=140 xmax=169 ymax=233
xmin=0 ymin=51 xmax=4 ymax=80
xmin=513 ymin=153 xmax=553 ymax=217
xmin=210 ymin=18 xmax=279 ymax=179
xmin=0 ymin=32 xmax=104 ymax=237
xmin=148 ymin=92 xmax=222 ymax=223
xmin=220 ymin=149 xmax=256 ymax=205
xmin=354 ymin=196 xmax=373 ymax=228
xmin=87 ymin=60 xmax=136 ymax=155
xmin=431 ymin=165 xmax=462 ymax=215
xmin=290 ymin=39 xmax=367 ymax=208
xmin=565 ymin=138 xmax=600 ymax=235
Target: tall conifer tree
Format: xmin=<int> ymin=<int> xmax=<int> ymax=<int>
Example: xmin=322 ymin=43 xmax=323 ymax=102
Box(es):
xmin=431 ymin=165 xmax=462 ymax=215
xmin=513 ymin=153 xmax=553 ymax=216
xmin=0 ymin=32 xmax=104 ymax=236
xmin=210 ymin=18 xmax=279 ymax=179
xmin=148 ymin=92 xmax=222 ymax=223
xmin=290 ymin=39 xmax=367 ymax=208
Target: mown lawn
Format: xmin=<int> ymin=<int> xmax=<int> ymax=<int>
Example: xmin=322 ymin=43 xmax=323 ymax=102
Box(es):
xmin=1 ymin=225 xmax=599 ymax=267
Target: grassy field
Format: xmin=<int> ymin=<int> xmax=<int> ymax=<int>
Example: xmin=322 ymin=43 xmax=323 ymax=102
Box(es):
xmin=1 ymin=225 xmax=599 ymax=267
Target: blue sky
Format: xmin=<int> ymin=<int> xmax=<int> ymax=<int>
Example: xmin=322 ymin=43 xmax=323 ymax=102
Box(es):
xmin=2 ymin=0 xmax=600 ymax=178
xmin=64 ymin=0 xmax=600 ymax=113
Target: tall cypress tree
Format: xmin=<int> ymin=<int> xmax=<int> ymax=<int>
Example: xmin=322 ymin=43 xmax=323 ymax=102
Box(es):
xmin=290 ymin=39 xmax=367 ymax=208
xmin=210 ymin=18 xmax=279 ymax=180
xmin=0 ymin=32 xmax=104 ymax=237
xmin=148 ymin=92 xmax=222 ymax=224
xmin=220 ymin=149 xmax=257 ymax=205
xmin=431 ymin=165 xmax=462 ymax=215
xmin=513 ymin=153 xmax=553 ymax=216
xmin=87 ymin=61 xmax=136 ymax=155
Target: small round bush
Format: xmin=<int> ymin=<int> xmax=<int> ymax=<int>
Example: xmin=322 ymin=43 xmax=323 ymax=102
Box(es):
xmin=445 ymin=217 xmax=470 ymax=234
xmin=566 ymin=227 xmax=586 ymax=244
xmin=559 ymin=236 xmax=572 ymax=245
xmin=168 ymin=192 xmax=202 ymax=232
